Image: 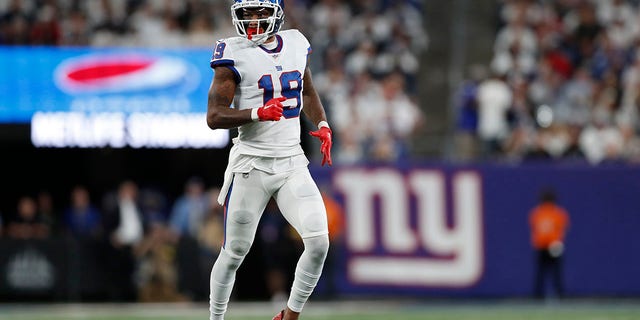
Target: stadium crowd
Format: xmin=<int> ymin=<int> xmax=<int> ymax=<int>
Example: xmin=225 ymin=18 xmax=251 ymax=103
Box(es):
xmin=456 ymin=0 xmax=640 ymax=164
xmin=0 ymin=178 xmax=344 ymax=303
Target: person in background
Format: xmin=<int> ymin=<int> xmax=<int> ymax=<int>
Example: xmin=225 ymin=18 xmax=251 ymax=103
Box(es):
xmin=101 ymin=180 xmax=147 ymax=301
xmin=103 ymin=180 xmax=146 ymax=249
xmin=169 ymin=176 xmax=208 ymax=240
xmin=135 ymin=213 xmax=187 ymax=303
xmin=37 ymin=190 xmax=59 ymax=236
xmin=168 ymin=176 xmax=210 ymax=300
xmin=63 ymin=185 xmax=102 ymax=240
xmin=529 ymin=188 xmax=570 ymax=299
xmin=476 ymin=69 xmax=513 ymax=158
xmin=453 ymin=64 xmax=486 ymax=161
xmin=185 ymin=187 xmax=227 ymax=300
xmin=197 ymin=187 xmax=226 ymax=266
xmin=6 ymin=195 xmax=49 ymax=239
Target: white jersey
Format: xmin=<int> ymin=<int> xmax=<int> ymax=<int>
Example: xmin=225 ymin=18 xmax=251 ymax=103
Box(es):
xmin=210 ymin=29 xmax=312 ymax=158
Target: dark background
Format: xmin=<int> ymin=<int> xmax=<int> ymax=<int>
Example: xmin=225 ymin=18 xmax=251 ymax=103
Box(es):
xmin=0 ymin=121 xmax=316 ymax=223
xmin=0 ymin=124 xmax=230 ymax=215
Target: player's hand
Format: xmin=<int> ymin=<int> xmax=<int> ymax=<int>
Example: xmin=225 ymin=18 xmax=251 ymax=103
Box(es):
xmin=257 ymin=97 xmax=286 ymax=121
xmin=309 ymin=126 xmax=332 ymax=166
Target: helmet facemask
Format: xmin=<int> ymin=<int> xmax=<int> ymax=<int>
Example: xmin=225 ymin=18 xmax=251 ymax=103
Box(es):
xmin=231 ymin=1 xmax=284 ymax=45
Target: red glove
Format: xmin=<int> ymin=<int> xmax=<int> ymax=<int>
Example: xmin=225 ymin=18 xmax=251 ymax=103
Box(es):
xmin=309 ymin=125 xmax=332 ymax=166
xmin=257 ymin=97 xmax=286 ymax=121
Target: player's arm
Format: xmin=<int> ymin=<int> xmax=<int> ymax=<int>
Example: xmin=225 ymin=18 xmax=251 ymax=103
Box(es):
xmin=207 ymin=67 xmax=250 ymax=129
xmin=207 ymin=67 xmax=284 ymax=129
xmin=301 ymin=66 xmax=328 ymax=127
xmin=302 ymin=65 xmax=333 ymax=166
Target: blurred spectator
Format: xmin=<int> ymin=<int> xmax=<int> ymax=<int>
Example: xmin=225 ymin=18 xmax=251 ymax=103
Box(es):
xmin=128 ymin=1 xmax=176 ymax=48
xmin=36 ymin=190 xmax=59 ymax=236
xmin=185 ymin=14 xmax=213 ymax=47
xmin=476 ymin=70 xmax=513 ymax=157
xmin=308 ymin=0 xmax=351 ymax=36
xmin=529 ymin=188 xmax=570 ymax=299
xmin=101 ymin=180 xmax=146 ymax=301
xmin=453 ymin=64 xmax=487 ymax=161
xmin=103 ymin=180 xmax=145 ymax=248
xmin=139 ymin=187 xmax=169 ymax=227
xmin=6 ymin=195 xmax=49 ymax=239
xmin=169 ymin=176 xmax=208 ymax=240
xmin=29 ymin=3 xmax=60 ymax=45
xmin=619 ymin=52 xmax=640 ymax=127
xmin=87 ymin=0 xmax=131 ymax=47
xmin=60 ymin=9 xmax=90 ymax=46
xmin=188 ymin=187 xmax=226 ymax=300
xmin=346 ymin=9 xmax=393 ymax=65
xmin=0 ymin=0 xmax=33 ymax=45
xmin=344 ymin=40 xmax=377 ymax=76
xmin=349 ymin=71 xmax=423 ymax=162
xmin=63 ymin=185 xmax=102 ymax=240
xmin=167 ymin=176 xmax=211 ymax=300
xmin=197 ymin=187 xmax=225 ymax=258
xmin=579 ymin=108 xmax=624 ymax=164
xmin=135 ymin=221 xmax=187 ymax=302
xmin=566 ymin=2 xmax=602 ymax=66
xmin=2 ymin=10 xmax=31 ymax=45
xmin=493 ymin=2 xmax=538 ymax=78
xmin=384 ymin=0 xmax=428 ymax=53
xmin=131 ymin=184 xmax=175 ymax=302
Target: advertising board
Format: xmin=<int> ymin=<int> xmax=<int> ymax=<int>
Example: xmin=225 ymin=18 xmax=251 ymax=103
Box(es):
xmin=0 ymin=47 xmax=227 ymax=148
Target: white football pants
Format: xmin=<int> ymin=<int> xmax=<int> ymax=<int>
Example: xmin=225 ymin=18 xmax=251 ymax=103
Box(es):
xmin=209 ymin=167 xmax=329 ymax=320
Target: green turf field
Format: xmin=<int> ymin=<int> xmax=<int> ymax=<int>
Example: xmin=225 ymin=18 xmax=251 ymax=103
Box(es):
xmin=2 ymin=300 xmax=639 ymax=320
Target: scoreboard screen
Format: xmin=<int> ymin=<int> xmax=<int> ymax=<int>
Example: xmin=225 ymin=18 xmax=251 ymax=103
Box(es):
xmin=0 ymin=47 xmax=228 ymax=149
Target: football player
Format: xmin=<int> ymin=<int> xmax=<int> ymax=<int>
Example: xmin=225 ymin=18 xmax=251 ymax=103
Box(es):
xmin=206 ymin=1 xmax=332 ymax=319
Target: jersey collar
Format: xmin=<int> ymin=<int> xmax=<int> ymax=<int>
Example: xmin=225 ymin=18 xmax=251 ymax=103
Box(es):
xmin=259 ymin=34 xmax=283 ymax=54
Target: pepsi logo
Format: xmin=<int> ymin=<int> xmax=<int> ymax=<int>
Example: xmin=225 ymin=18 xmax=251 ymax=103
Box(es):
xmin=54 ymin=54 xmax=197 ymax=94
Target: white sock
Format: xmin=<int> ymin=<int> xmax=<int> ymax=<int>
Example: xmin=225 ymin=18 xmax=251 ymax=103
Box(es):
xmin=287 ymin=235 xmax=329 ymax=312
xmin=210 ymin=249 xmax=245 ymax=320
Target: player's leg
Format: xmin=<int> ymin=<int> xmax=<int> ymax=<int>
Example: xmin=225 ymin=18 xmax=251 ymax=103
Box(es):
xmin=210 ymin=171 xmax=271 ymax=320
xmin=274 ymin=168 xmax=329 ymax=319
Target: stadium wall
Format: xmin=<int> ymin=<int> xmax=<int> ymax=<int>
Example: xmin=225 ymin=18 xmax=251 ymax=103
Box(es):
xmin=311 ymin=162 xmax=640 ymax=298
xmin=2 ymin=163 xmax=639 ymax=301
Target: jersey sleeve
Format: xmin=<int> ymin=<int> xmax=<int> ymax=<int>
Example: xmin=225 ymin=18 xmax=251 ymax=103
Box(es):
xmin=210 ymin=38 xmax=241 ymax=83
xmin=291 ymin=29 xmax=312 ymax=56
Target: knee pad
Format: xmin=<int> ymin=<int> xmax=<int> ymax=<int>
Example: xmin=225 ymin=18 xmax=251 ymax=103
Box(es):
xmin=227 ymin=239 xmax=252 ymax=257
xmin=303 ymin=235 xmax=329 ymax=264
xmin=231 ymin=210 xmax=254 ymax=224
xmin=299 ymin=202 xmax=328 ymax=234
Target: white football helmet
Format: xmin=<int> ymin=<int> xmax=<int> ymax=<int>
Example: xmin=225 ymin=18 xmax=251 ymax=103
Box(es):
xmin=231 ymin=0 xmax=285 ymax=45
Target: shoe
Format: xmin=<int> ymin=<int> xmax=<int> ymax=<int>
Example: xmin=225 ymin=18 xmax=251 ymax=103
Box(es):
xmin=272 ymin=309 xmax=284 ymax=320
